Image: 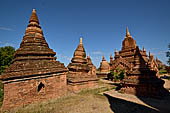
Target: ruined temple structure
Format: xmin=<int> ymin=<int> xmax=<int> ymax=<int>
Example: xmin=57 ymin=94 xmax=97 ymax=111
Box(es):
xmin=156 ymin=57 xmax=166 ymax=70
xmin=67 ymin=38 xmax=98 ymax=91
xmin=111 ymin=27 xmax=167 ymax=97
xmin=0 ymin=9 xmax=68 ymax=109
xmin=120 ymin=46 xmax=168 ymax=97
xmin=87 ymin=54 xmax=96 ymax=75
xmin=97 ymin=55 xmax=110 ymax=78
xmin=148 ymin=52 xmax=159 ymax=77
xmin=110 ymin=27 xmax=159 ymax=75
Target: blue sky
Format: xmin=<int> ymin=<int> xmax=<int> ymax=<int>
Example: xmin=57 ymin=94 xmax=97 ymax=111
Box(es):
xmin=0 ymin=0 xmax=170 ymax=67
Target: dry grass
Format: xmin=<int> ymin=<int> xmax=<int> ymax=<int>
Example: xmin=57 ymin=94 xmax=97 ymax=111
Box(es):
xmin=1 ymin=81 xmax=115 ymax=113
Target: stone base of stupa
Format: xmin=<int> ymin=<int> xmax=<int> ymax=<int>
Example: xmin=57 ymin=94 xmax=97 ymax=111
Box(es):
xmin=67 ymin=72 xmax=98 ymax=92
xmin=120 ymin=75 xmax=169 ymax=98
xmin=96 ymin=72 xmax=109 ymax=78
xmin=2 ymin=72 xmax=67 ymax=110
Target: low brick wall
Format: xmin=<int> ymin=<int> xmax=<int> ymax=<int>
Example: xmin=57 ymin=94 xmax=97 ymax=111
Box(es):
xmin=68 ymin=80 xmax=98 ymax=92
xmin=2 ymin=72 xmax=67 ymax=110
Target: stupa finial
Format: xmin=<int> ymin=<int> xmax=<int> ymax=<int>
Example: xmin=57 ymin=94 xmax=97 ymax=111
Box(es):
xmin=29 ymin=8 xmax=39 ymax=24
xmin=126 ymin=26 xmax=131 ymax=37
xmin=102 ymin=55 xmax=106 ymax=61
xmin=80 ymin=37 xmax=83 ymax=44
xmin=87 ymin=53 xmax=90 ymax=58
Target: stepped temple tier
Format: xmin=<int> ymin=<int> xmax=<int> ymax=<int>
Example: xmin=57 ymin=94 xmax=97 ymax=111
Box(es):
xmin=67 ymin=38 xmax=98 ymax=92
xmin=97 ymin=55 xmax=110 ymax=78
xmin=120 ymin=46 xmax=168 ymax=97
xmin=0 ymin=9 xmax=68 ymax=109
xmin=111 ymin=27 xmax=167 ymax=97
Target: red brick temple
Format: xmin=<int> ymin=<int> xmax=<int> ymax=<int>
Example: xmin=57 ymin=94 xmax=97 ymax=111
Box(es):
xmin=111 ymin=27 xmax=167 ymax=97
xmin=110 ymin=27 xmax=159 ymax=75
xmin=120 ymin=46 xmax=167 ymax=97
xmin=67 ymin=38 xmax=98 ymax=92
xmin=0 ymin=9 xmax=68 ymax=109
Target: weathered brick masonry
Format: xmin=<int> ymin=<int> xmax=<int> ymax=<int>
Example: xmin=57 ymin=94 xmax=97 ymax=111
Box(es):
xmin=0 ymin=9 xmax=68 ymax=109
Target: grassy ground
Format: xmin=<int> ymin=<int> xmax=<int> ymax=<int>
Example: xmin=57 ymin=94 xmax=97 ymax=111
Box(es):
xmin=1 ymin=81 xmax=115 ymax=113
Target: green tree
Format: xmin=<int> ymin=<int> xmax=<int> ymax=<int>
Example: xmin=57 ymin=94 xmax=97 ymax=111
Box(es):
xmin=110 ymin=68 xmax=125 ymax=81
xmin=0 ymin=46 xmax=15 ymax=74
xmin=166 ymin=43 xmax=170 ymax=65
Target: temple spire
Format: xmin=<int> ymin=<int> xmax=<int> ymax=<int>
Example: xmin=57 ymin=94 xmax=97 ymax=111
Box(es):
xmin=126 ymin=27 xmax=131 ymax=37
xmin=80 ymin=37 xmax=83 ymax=44
xmin=115 ymin=49 xmax=118 ymax=56
xmin=29 ymin=9 xmax=39 ymax=24
xmin=102 ymin=55 xmax=106 ymax=61
xmin=87 ymin=53 xmax=90 ymax=58
xmin=25 ymin=8 xmax=43 ymax=37
xmin=110 ymin=53 xmax=113 ymax=58
xmin=143 ymin=46 xmax=146 ymax=52
xmin=149 ymin=51 xmax=151 ymax=57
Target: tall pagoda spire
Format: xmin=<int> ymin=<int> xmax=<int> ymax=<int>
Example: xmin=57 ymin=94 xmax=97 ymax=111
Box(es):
xmin=122 ymin=27 xmax=136 ymax=50
xmin=80 ymin=37 xmax=83 ymax=45
xmin=143 ymin=46 xmax=146 ymax=52
xmin=110 ymin=53 xmax=114 ymax=64
xmin=102 ymin=55 xmax=106 ymax=61
xmin=126 ymin=26 xmax=131 ymax=37
xmin=25 ymin=9 xmax=43 ymax=37
xmin=115 ymin=49 xmax=118 ymax=56
xmin=149 ymin=51 xmax=151 ymax=57
xmin=16 ymin=9 xmax=55 ymax=58
xmin=87 ymin=53 xmax=90 ymax=58
xmin=29 ymin=9 xmax=39 ymax=24
xmin=1 ymin=9 xmax=67 ymax=80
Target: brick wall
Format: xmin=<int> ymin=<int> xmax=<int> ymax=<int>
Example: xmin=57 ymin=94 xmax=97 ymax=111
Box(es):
xmin=2 ymin=73 xmax=67 ymax=109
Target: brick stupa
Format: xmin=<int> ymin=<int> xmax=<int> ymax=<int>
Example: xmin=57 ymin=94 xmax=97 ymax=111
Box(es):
xmin=97 ymin=55 xmax=110 ymax=78
xmin=0 ymin=9 xmax=68 ymax=109
xmin=120 ymin=46 xmax=168 ymax=97
xmin=67 ymin=38 xmax=98 ymax=92
xmin=111 ymin=27 xmax=167 ymax=97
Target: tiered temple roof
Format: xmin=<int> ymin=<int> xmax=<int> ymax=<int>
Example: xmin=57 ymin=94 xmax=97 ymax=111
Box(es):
xmin=1 ymin=9 xmax=67 ymax=81
xmin=67 ymin=38 xmax=98 ymax=91
xmin=113 ymin=27 xmax=154 ymax=72
xmin=121 ymin=46 xmax=168 ymax=97
xmin=68 ymin=38 xmax=90 ymax=72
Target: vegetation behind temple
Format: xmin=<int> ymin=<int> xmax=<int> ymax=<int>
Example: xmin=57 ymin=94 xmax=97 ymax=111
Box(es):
xmin=0 ymin=46 xmax=15 ymax=106
xmin=0 ymin=46 xmax=15 ymax=75
xmin=108 ymin=68 xmax=125 ymax=81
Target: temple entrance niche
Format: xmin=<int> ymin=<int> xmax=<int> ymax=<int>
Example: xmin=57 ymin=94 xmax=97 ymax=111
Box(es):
xmin=38 ymin=82 xmax=45 ymax=92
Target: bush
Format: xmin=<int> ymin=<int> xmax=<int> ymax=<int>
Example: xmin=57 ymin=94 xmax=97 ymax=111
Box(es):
xmin=110 ymin=68 xmax=125 ymax=81
xmin=159 ymin=69 xmax=167 ymax=75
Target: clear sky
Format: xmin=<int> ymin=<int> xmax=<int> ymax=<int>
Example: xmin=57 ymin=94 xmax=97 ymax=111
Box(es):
xmin=0 ymin=0 xmax=170 ymax=67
